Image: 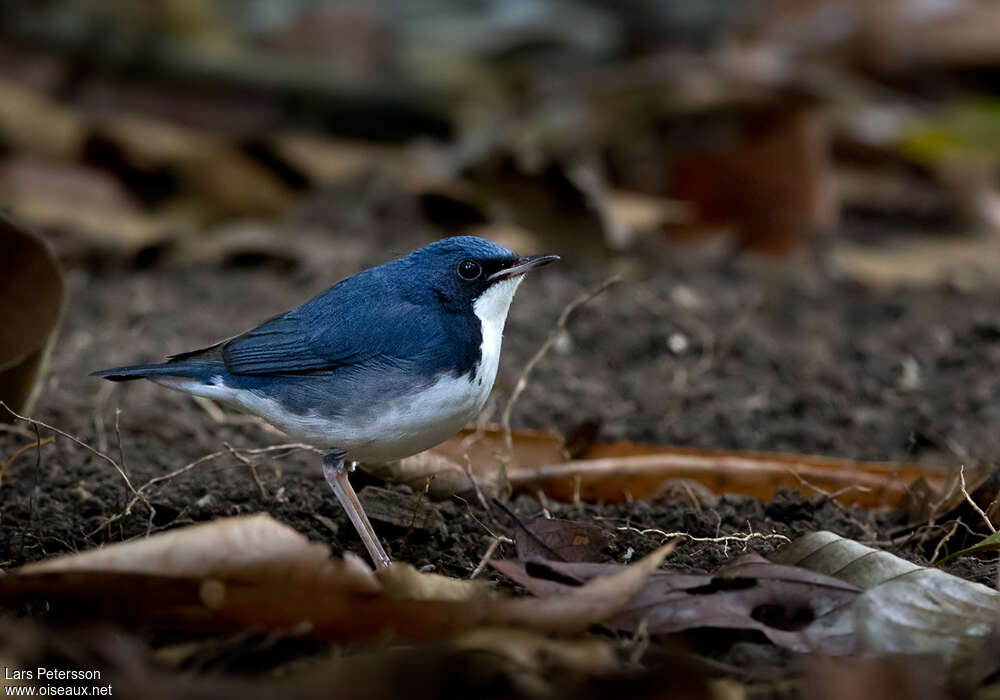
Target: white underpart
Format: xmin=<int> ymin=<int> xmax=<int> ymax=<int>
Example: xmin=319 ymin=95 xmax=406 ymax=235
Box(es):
xmin=155 ymin=276 xmax=525 ymax=463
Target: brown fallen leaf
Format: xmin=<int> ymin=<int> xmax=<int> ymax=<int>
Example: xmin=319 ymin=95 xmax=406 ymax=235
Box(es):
xmin=3 ymin=515 xmax=672 ymax=642
xmin=386 ymin=424 xmax=951 ymax=509
xmin=497 ymin=505 xmax=609 ymax=563
xmin=510 ymin=444 xmax=950 ymax=509
xmin=368 ymin=424 xmax=567 ymax=499
xmin=494 ymin=553 xmax=858 ymax=654
xmin=0 ymin=214 xmax=63 ymax=416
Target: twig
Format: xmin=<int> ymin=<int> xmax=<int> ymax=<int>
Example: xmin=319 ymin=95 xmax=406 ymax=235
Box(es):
xmin=114 ymin=408 xmax=128 ymax=477
xmin=929 ymin=520 xmax=961 ymax=565
xmin=960 ymin=463 xmax=996 ymax=533
xmin=89 ymin=442 xmax=321 ymax=536
xmin=225 ymin=441 xmax=268 ymax=498
xmin=501 ymin=275 xmax=620 ymax=459
xmin=617 ymin=525 xmax=790 ymax=548
xmin=0 ymin=402 xmax=144 ymax=501
xmin=0 ymin=437 xmax=54 ymax=487
xmin=470 ymin=536 xmax=510 ymax=579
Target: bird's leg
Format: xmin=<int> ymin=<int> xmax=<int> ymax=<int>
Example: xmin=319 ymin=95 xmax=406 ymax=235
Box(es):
xmin=322 ymin=452 xmax=391 ymax=569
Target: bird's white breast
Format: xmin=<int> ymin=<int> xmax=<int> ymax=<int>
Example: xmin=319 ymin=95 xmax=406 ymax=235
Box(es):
xmin=471 ymin=275 xmax=523 ymax=396
xmin=156 ymin=276 xmax=525 ymax=463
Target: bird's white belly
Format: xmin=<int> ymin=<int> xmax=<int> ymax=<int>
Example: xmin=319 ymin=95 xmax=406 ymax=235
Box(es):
xmin=161 ymin=370 xmax=493 ymax=462
xmin=275 ymin=370 xmax=494 ymax=462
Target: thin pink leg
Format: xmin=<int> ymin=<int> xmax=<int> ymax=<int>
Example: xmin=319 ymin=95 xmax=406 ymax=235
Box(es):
xmin=322 ymin=453 xmax=391 ymax=569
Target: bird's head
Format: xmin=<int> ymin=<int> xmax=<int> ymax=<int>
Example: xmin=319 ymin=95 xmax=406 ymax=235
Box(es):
xmin=401 ymin=236 xmax=559 ymax=319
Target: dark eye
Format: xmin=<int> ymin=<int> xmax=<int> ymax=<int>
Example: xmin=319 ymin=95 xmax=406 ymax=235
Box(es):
xmin=457 ymin=259 xmax=482 ymax=280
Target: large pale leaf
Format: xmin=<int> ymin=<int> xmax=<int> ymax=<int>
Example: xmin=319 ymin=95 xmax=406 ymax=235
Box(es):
xmin=772 ymin=531 xmax=1000 ymax=672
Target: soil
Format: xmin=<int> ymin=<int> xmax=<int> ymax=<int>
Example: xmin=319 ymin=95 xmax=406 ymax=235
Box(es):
xmin=2 ymin=186 xmax=1000 ymax=692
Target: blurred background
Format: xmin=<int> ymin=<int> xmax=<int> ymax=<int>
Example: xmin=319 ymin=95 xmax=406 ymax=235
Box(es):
xmin=6 ymin=0 xmax=1000 ymax=469
xmin=7 ymin=0 xmax=1000 ymax=271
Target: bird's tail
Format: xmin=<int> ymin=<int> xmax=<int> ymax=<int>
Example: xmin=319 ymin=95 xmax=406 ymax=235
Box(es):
xmin=90 ymin=362 xmax=215 ymax=382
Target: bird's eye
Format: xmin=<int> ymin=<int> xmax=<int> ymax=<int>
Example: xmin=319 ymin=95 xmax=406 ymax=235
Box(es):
xmin=457 ymin=259 xmax=482 ymax=280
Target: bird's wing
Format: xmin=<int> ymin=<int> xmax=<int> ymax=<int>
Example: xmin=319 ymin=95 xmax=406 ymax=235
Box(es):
xmin=182 ymin=273 xmax=431 ymax=375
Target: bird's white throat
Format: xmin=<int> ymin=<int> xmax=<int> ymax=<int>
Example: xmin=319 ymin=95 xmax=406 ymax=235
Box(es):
xmin=472 ymin=275 xmax=523 ymax=389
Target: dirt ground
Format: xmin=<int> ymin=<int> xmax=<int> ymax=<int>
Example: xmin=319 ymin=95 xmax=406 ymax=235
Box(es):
xmin=3 ymin=187 xmax=1000 ymax=688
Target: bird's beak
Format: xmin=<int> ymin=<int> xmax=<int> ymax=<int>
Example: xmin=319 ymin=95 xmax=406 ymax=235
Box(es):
xmin=488 ymin=254 xmax=560 ymax=282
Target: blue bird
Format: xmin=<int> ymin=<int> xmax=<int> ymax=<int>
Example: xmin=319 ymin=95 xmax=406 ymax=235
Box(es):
xmin=92 ymin=236 xmax=558 ymax=568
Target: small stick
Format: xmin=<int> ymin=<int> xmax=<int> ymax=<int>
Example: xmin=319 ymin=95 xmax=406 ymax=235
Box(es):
xmin=501 ymin=275 xmax=620 ymax=457
xmin=225 ymin=441 xmax=268 ymax=498
xmin=114 ymin=408 xmax=128 ymax=476
xmin=929 ymin=520 xmax=961 ymax=565
xmin=0 ymin=402 xmax=143 ymax=501
xmin=617 ymin=525 xmax=790 ymax=547
xmin=960 ymin=463 xmax=996 ymax=533
xmin=89 ymin=442 xmax=320 ymax=536
xmin=470 ymin=536 xmax=505 ymax=579
xmin=0 ymin=437 xmax=54 ymax=487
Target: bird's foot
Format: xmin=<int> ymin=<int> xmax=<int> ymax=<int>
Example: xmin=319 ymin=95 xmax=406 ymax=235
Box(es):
xmin=322 ymin=452 xmax=391 ymax=569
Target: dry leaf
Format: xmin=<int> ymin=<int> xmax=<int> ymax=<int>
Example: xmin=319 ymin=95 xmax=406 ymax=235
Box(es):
xmin=376 ymin=562 xmax=491 ymax=601
xmin=773 ymin=531 xmax=1000 ymax=673
xmin=371 ymin=424 xmax=567 ymax=499
xmin=0 ymin=214 xmax=63 ymax=416
xmin=387 ymin=425 xmax=950 ymax=508
xmin=495 ymin=553 xmax=858 ymax=653
xmin=505 ymin=514 xmax=609 ymax=563
xmin=511 ymin=444 xmax=947 ymax=508
xmin=4 ymin=515 xmax=671 ymax=642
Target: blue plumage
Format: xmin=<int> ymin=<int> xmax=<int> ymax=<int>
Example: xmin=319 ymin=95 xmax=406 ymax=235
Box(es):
xmin=97 ymin=236 xmax=515 ymax=384
xmin=92 ymin=235 xmax=558 ymax=568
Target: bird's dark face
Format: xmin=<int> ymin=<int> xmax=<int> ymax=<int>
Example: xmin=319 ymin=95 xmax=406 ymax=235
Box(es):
xmin=406 ymin=236 xmax=559 ymax=313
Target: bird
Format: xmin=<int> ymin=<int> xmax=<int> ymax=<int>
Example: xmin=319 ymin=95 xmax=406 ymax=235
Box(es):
xmin=92 ymin=236 xmax=559 ymax=568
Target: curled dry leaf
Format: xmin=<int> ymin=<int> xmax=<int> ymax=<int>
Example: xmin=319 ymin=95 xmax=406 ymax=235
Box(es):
xmin=3 ymin=515 xmax=670 ymax=643
xmin=382 ymin=423 xmax=950 ymax=509
xmin=0 ymin=214 xmax=64 ymax=416
xmin=511 ymin=443 xmax=948 ymax=509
